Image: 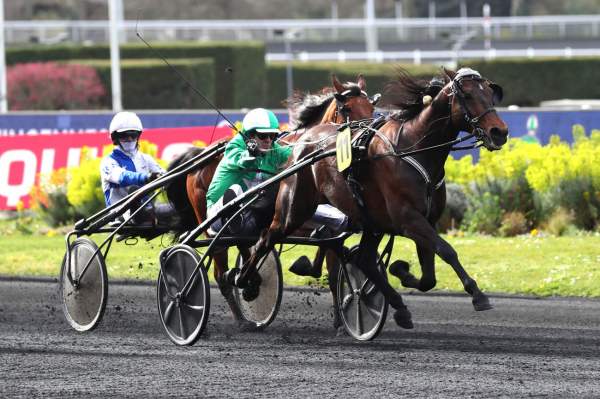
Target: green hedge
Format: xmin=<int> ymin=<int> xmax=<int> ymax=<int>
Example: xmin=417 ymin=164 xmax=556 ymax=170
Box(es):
xmin=68 ymin=58 xmax=214 ymax=110
xmin=464 ymin=58 xmax=600 ymax=106
xmin=7 ymin=41 xmax=265 ymax=108
xmin=265 ymin=62 xmax=439 ymax=108
xmin=13 ymin=42 xmax=598 ymax=108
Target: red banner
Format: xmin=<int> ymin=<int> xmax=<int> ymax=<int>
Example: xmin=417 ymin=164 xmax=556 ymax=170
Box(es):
xmin=0 ymin=126 xmax=233 ymax=210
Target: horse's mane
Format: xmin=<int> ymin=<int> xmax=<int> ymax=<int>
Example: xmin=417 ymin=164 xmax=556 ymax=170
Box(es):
xmin=379 ymin=68 xmax=445 ymax=121
xmin=285 ymin=81 xmax=364 ymax=129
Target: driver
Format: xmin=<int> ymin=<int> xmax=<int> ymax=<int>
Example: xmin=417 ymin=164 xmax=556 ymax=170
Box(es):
xmin=206 ymin=108 xmax=348 ymax=236
xmin=100 ymin=111 xmax=171 ymax=225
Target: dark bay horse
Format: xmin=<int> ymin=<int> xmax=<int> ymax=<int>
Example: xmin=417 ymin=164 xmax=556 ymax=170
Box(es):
xmin=166 ymin=74 xmax=375 ymax=329
xmin=238 ymin=67 xmax=508 ymax=329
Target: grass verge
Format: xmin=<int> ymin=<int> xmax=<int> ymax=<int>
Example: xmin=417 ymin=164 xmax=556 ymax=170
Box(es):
xmin=0 ymin=228 xmax=599 ymax=297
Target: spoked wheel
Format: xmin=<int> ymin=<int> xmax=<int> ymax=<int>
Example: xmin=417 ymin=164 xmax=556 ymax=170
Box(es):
xmin=157 ymin=245 xmax=210 ymax=346
xmin=233 ymin=250 xmax=283 ymax=329
xmin=59 ymin=237 xmax=108 ymax=332
xmin=337 ymin=246 xmax=388 ymax=341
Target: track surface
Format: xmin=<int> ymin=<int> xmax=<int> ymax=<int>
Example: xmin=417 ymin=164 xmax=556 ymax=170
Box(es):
xmin=2 ymin=279 xmax=600 ymax=398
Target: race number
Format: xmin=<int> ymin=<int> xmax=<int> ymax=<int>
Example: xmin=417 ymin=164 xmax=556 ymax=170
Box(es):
xmin=336 ymin=127 xmax=352 ymax=172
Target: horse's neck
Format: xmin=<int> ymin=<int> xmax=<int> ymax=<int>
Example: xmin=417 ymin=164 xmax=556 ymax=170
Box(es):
xmin=403 ymin=103 xmax=458 ymax=175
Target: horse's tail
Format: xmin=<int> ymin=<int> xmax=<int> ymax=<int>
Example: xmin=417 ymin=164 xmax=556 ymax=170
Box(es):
xmin=165 ymin=146 xmax=204 ymax=235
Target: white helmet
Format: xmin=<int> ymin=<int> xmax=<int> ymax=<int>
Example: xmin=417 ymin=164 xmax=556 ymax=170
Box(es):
xmin=109 ymin=111 xmax=143 ymax=143
xmin=242 ymin=108 xmax=280 ymax=135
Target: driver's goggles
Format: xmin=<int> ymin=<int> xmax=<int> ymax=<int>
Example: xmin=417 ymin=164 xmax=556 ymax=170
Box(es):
xmin=250 ymin=132 xmax=278 ymax=141
xmin=117 ymin=130 xmax=141 ymax=140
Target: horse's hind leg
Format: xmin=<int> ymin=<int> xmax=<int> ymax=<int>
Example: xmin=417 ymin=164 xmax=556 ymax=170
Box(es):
xmin=354 ymin=232 xmax=413 ymax=329
xmin=401 ymin=212 xmax=492 ymax=311
xmin=324 ymin=250 xmax=343 ymax=331
xmin=213 ymin=248 xmax=255 ymax=330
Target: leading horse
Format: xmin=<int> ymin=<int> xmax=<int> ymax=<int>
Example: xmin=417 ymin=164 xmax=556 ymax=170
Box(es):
xmin=237 ymin=67 xmax=508 ymax=328
xmin=166 ymin=74 xmax=376 ymax=329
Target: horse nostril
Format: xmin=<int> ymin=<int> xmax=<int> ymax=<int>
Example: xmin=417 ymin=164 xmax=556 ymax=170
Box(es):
xmin=490 ymin=127 xmax=508 ymax=144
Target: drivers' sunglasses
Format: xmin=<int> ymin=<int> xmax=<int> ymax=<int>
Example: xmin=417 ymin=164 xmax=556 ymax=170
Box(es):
xmin=249 ymin=131 xmax=278 ymax=141
xmin=118 ymin=130 xmax=141 ymax=140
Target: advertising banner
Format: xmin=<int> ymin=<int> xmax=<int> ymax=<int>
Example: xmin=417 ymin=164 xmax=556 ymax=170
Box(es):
xmin=1 ymin=109 xmax=599 ymax=210
xmin=0 ymin=112 xmax=241 ymax=210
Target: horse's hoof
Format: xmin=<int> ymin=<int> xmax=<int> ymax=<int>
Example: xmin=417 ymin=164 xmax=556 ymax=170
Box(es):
xmin=242 ymin=285 xmax=260 ymax=302
xmin=335 ymin=326 xmax=346 ymax=337
xmin=389 ymin=260 xmax=410 ymax=278
xmin=289 ymin=256 xmax=318 ymax=277
xmin=472 ymin=293 xmax=493 ymax=311
xmin=241 ymin=273 xmax=262 ymax=302
xmin=389 ymin=260 xmax=419 ymax=288
xmin=393 ymin=308 xmax=414 ymax=329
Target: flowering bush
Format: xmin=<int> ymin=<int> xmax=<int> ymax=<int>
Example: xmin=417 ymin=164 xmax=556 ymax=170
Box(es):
xmin=445 ymin=125 xmax=600 ymax=234
xmin=7 ymin=62 xmax=106 ymax=110
xmin=29 ymin=167 xmax=77 ymax=227
xmin=66 ymin=147 xmax=109 ymax=217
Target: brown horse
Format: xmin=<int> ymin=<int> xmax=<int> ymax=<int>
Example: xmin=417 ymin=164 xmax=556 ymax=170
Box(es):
xmin=166 ymin=74 xmax=375 ymax=329
xmin=237 ymin=67 xmax=508 ymax=329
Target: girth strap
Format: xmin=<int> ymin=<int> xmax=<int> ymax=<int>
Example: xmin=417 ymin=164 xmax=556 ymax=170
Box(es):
xmin=401 ymin=156 xmax=445 ymax=219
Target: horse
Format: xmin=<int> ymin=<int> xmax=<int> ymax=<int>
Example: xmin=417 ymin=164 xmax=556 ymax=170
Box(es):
xmin=166 ymin=74 xmax=376 ymax=330
xmin=236 ymin=67 xmax=509 ymax=329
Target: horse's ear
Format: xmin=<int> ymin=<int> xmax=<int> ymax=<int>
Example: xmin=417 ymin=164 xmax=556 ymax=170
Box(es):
xmin=442 ymin=67 xmax=456 ymax=83
xmin=489 ymin=82 xmax=504 ymax=104
xmin=332 ymin=74 xmax=345 ymax=93
xmin=357 ymin=74 xmax=366 ymax=90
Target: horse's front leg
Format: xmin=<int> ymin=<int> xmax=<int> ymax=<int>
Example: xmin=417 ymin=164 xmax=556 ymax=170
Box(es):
xmin=401 ymin=211 xmax=492 ymax=311
xmin=389 ymin=244 xmax=437 ymax=292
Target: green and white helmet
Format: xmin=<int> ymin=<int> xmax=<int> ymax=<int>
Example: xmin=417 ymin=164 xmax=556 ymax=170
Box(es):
xmin=242 ymin=108 xmax=280 ymax=135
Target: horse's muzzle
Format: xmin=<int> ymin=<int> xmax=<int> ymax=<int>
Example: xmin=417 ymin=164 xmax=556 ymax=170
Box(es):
xmin=487 ymin=126 xmax=509 ymax=150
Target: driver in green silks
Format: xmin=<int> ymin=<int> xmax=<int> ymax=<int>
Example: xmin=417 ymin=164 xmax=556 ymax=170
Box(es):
xmin=206 ymin=108 xmax=348 ymax=236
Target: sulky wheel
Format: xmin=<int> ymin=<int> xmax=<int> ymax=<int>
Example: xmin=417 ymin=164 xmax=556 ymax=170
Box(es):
xmin=233 ymin=250 xmax=283 ymax=329
xmin=157 ymin=245 xmax=210 ymax=346
xmin=59 ymin=237 xmax=108 ymax=332
xmin=336 ymin=246 xmax=388 ymax=341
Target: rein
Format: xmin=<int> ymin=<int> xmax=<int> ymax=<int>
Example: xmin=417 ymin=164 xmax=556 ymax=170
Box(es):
xmin=369 ymin=131 xmax=477 ymax=161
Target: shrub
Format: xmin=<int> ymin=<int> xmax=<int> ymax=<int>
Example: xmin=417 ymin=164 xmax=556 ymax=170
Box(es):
xmin=72 ymin=58 xmax=215 ymax=109
xmin=29 ymin=168 xmax=77 ymax=227
xmin=462 ymin=190 xmax=503 ymax=234
xmin=446 ymin=126 xmax=600 ymax=233
xmin=438 ymin=183 xmax=468 ymax=232
xmin=543 ymin=208 xmax=576 ymax=236
xmin=499 ymin=211 xmax=529 ymax=237
xmin=66 ymin=147 xmax=107 ymax=217
xmin=7 ymin=62 xmax=105 ymax=110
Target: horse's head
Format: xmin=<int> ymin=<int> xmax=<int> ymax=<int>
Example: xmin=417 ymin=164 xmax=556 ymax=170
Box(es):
xmin=329 ymin=74 xmax=375 ymax=123
xmin=442 ymin=68 xmax=508 ymax=151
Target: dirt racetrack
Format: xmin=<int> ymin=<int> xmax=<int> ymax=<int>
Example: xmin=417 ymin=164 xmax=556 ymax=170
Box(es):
xmin=2 ymin=278 xmax=600 ymax=398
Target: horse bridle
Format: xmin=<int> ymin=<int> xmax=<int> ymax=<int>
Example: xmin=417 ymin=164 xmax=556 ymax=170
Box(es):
xmin=334 ymin=88 xmax=370 ymax=123
xmin=450 ymin=76 xmax=501 ymax=141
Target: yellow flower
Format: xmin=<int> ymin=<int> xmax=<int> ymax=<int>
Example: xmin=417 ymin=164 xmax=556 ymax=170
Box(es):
xmin=15 ymin=200 xmax=25 ymax=213
xmin=46 ymin=229 xmax=57 ymax=237
xmin=530 ymin=228 xmax=539 ymax=237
